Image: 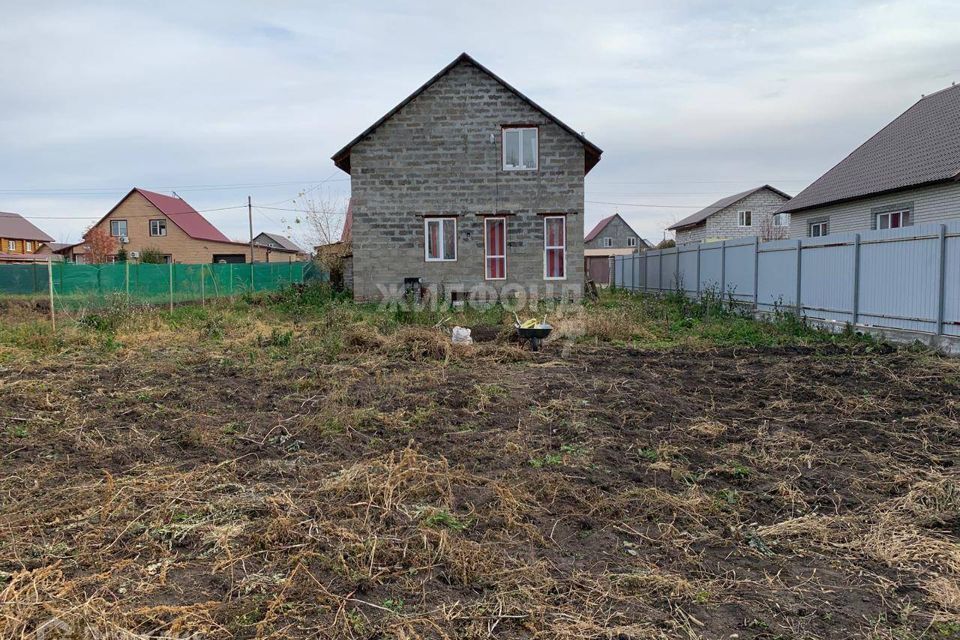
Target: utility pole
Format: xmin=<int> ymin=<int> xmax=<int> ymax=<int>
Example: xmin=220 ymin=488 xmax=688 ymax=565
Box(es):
xmin=248 ymin=195 xmax=254 ymax=264
xmin=248 ymin=195 xmax=255 ymax=291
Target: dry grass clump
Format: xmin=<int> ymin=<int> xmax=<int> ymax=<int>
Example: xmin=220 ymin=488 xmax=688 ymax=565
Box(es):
xmin=614 ymin=568 xmax=697 ymax=600
xmin=689 ymin=419 xmax=727 ymax=437
xmin=377 ymin=325 xmax=449 ymax=361
xmin=551 ymin=306 xmax=658 ymax=343
xmin=342 ymin=321 xmax=387 ymax=350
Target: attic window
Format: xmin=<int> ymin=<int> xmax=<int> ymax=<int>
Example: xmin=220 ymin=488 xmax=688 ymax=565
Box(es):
xmin=149 ymin=219 xmax=167 ymax=237
xmin=738 ymin=210 xmax=752 ymax=227
xmin=627 ymin=237 xmax=638 ymax=247
xmin=110 ymin=220 xmax=128 ymax=237
xmin=502 ymin=127 xmax=538 ymax=170
xmin=602 ymin=237 xmax=613 ymax=248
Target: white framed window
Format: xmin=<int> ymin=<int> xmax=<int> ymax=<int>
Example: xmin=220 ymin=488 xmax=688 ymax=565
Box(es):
xmin=773 ymin=213 xmax=790 ymax=228
xmin=424 ymin=217 xmax=457 ymax=262
xmin=876 ymin=209 xmax=910 ymax=230
xmin=149 ymin=219 xmax=167 ymax=237
xmin=25 ymin=241 xmax=32 ymax=252
xmin=738 ymin=210 xmax=752 ymax=227
xmin=602 ymin=237 xmax=613 ymax=248
xmin=544 ymin=216 xmax=566 ymax=280
xmin=502 ymin=127 xmax=538 ymax=170
xmin=627 ymin=237 xmax=638 ymax=247
xmin=809 ymin=220 xmax=828 ymax=238
xmin=7 ymin=240 xmax=15 ymax=251
xmin=110 ymin=220 xmax=128 ymax=237
xmin=484 ymin=217 xmax=506 ymax=280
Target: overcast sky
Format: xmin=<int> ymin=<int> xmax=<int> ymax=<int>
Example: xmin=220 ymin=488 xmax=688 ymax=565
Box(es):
xmin=2 ymin=0 xmax=958 ymax=246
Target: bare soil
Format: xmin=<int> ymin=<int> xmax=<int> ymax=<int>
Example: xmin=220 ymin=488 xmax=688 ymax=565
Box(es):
xmin=1 ymin=335 xmax=958 ymax=639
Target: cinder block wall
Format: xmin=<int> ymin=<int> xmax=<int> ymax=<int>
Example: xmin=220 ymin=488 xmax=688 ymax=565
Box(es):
xmin=349 ymin=60 xmax=586 ymax=302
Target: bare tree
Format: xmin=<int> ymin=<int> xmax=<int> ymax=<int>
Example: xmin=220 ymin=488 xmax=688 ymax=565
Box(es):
xmin=759 ymin=215 xmax=788 ymax=242
xmin=295 ymin=189 xmax=346 ymax=248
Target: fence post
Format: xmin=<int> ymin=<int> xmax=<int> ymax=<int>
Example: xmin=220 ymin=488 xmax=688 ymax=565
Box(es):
xmin=720 ymin=241 xmax=726 ymax=297
xmin=229 ymin=263 xmax=234 ymax=297
xmin=676 ymin=246 xmax=681 ymax=292
xmin=201 ymin=265 xmax=206 ymax=306
xmin=125 ymin=260 xmax=130 ymax=304
xmin=658 ymin=251 xmax=663 ymax=291
xmin=47 ymin=258 xmax=55 ymax=331
xmin=852 ymin=234 xmax=861 ymax=326
xmin=752 ymin=236 xmax=759 ymax=311
xmin=795 ymin=239 xmax=803 ymax=316
xmin=169 ymin=261 xmax=174 ymax=312
xmin=696 ymin=243 xmax=701 ymax=298
xmin=936 ymin=224 xmax=947 ymax=335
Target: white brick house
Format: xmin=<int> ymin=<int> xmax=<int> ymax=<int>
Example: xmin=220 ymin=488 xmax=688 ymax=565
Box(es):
xmin=668 ymin=185 xmax=792 ymax=245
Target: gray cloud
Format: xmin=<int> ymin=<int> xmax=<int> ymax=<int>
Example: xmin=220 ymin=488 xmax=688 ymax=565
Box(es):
xmin=1 ymin=0 xmax=958 ymax=245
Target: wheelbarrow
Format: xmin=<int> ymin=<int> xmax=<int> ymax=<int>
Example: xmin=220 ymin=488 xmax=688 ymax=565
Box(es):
xmin=514 ymin=313 xmax=553 ymax=351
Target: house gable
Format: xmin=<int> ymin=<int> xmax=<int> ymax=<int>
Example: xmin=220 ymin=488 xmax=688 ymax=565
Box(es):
xmin=332 ymin=53 xmax=602 ymax=175
xmin=584 ymin=214 xmax=644 ymax=250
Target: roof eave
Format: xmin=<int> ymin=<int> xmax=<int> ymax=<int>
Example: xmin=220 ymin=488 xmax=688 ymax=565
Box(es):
xmin=779 ymin=177 xmax=956 ymax=214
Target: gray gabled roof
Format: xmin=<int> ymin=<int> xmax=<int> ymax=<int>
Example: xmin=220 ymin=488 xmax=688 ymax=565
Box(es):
xmin=668 ymin=185 xmax=791 ymax=230
xmin=331 ymin=52 xmax=602 ymax=175
xmin=779 ymin=83 xmax=960 ymax=214
xmin=254 ymin=232 xmax=304 ymax=253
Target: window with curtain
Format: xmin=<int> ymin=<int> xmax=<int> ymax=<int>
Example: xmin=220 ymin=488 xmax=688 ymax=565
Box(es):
xmin=502 ymin=127 xmax=538 ymax=170
xmin=424 ymin=218 xmax=457 ymax=261
xmin=876 ymin=209 xmax=910 ymax=230
xmin=484 ymin=217 xmax=506 ymax=279
xmin=544 ymin=216 xmax=566 ymax=279
xmin=110 ymin=220 xmax=128 ymax=237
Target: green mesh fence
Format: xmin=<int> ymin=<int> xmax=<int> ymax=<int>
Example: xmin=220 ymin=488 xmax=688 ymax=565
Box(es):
xmin=0 ymin=261 xmax=311 ymax=309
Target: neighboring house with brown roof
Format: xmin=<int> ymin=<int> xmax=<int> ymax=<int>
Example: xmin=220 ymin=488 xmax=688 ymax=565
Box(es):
xmin=668 ymin=185 xmax=792 ymax=245
xmin=779 ymin=83 xmax=960 ymax=238
xmin=0 ymin=212 xmax=56 ymax=262
xmin=583 ymin=213 xmax=650 ymax=283
xmin=331 ymin=53 xmax=602 ymax=302
xmin=61 ymin=188 xmax=300 ymax=264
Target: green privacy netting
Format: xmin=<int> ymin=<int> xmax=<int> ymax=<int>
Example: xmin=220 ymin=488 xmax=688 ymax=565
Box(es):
xmin=0 ymin=261 xmax=316 ymax=309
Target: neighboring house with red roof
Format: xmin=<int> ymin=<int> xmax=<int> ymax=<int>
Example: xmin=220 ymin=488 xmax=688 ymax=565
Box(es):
xmin=60 ymin=188 xmax=301 ymax=264
xmin=0 ymin=211 xmax=56 ymax=263
xmin=778 ymin=83 xmax=960 ymax=238
xmin=668 ymin=185 xmax=792 ymax=245
xmin=583 ymin=213 xmax=650 ymax=284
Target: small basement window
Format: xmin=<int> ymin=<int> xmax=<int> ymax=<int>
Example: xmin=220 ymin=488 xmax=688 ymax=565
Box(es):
xmin=149 ymin=219 xmax=167 ymax=237
xmin=876 ymin=209 xmax=910 ymax=230
xmin=502 ymin=127 xmax=538 ymax=170
xmin=425 ymin=218 xmax=457 ymax=262
xmin=738 ymin=210 xmax=752 ymax=227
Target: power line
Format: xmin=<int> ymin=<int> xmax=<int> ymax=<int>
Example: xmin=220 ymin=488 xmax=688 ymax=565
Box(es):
xmin=258 ymin=170 xmax=345 ymax=207
xmin=0 ymin=179 xmax=350 ymax=196
xmin=586 ymin=200 xmax=705 ymax=209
